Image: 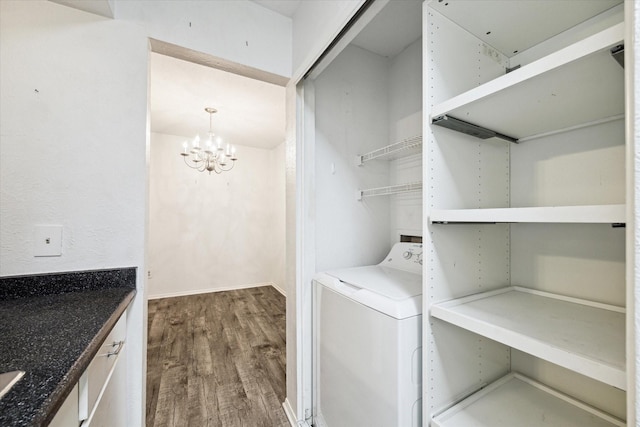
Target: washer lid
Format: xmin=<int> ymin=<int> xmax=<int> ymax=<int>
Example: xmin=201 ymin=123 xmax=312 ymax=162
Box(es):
xmin=326 ymin=265 xmax=421 ymax=301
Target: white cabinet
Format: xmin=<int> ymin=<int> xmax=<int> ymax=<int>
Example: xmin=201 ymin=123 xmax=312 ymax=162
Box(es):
xmin=49 ymin=311 xmax=127 ymax=427
xmin=49 ymin=384 xmax=79 ymax=427
xmin=79 ymin=312 xmax=127 ymax=427
xmin=83 ymin=342 xmax=127 ymax=427
xmin=424 ymin=1 xmax=629 ymax=426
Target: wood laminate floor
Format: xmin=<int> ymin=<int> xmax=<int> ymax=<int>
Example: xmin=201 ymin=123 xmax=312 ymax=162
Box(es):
xmin=146 ymin=286 xmax=288 ymax=427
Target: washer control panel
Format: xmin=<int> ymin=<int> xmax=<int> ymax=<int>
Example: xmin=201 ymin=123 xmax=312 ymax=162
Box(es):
xmin=381 ymin=242 xmax=423 ymax=274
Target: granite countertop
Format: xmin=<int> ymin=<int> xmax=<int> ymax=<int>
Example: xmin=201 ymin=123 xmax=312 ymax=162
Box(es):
xmin=0 ymin=268 xmax=136 ymax=427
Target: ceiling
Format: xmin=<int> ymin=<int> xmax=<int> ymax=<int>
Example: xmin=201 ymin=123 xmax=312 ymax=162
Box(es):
xmin=252 ymin=0 xmax=301 ymax=17
xmin=150 ymin=52 xmax=286 ymax=150
xmin=351 ymin=0 xmax=423 ymax=58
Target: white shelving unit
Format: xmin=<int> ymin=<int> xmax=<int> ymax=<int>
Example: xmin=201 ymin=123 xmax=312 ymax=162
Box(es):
xmin=432 ymin=373 xmax=625 ymax=427
xmin=424 ymin=1 xmax=629 ymax=425
xmin=356 ymin=136 xmax=422 ymax=200
xmin=430 ymin=204 xmax=625 ymax=224
xmin=431 ymin=287 xmax=625 ymax=389
xmin=430 ymin=23 xmax=624 ymax=141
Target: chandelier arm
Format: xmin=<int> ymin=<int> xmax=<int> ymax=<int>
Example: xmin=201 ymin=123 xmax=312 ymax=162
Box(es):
xmin=219 ymin=161 xmax=235 ymax=172
xmin=190 ymin=158 xmax=208 ymax=173
xmin=183 ymin=156 xmax=203 ymax=170
xmin=179 ymin=107 xmax=237 ymax=175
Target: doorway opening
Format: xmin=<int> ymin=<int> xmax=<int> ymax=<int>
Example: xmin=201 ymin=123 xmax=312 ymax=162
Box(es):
xmin=145 ymin=47 xmax=288 ymax=425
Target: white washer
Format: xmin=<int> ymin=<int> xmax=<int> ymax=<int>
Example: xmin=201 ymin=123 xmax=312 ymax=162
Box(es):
xmin=313 ymin=242 xmax=423 ymax=427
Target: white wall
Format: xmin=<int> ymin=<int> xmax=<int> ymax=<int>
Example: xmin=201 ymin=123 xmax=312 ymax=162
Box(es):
xmin=389 ymin=37 xmax=423 ymax=241
xmin=115 ymin=0 xmax=292 ymax=79
xmin=0 ymin=2 xmax=146 ymax=277
xmin=314 ymin=44 xmax=391 ymax=272
xmin=312 ymin=37 xmax=423 ymax=272
xmin=272 ymin=141 xmax=287 ymax=292
xmin=148 ymin=133 xmax=285 ymax=298
xmin=0 ymin=1 xmax=148 ymax=425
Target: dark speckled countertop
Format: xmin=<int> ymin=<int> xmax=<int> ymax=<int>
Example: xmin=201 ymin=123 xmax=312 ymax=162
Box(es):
xmin=0 ymin=268 xmax=136 ymax=427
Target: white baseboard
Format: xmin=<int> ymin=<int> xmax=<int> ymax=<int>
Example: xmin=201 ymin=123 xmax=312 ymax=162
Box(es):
xmin=282 ymin=398 xmax=310 ymax=427
xmin=271 ymin=281 xmax=287 ymax=297
xmin=147 ymin=282 xmax=281 ymax=300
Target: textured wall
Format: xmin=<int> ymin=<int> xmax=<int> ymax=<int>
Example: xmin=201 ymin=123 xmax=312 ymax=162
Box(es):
xmin=0 ymin=1 xmax=147 ymax=277
xmin=148 ymin=133 xmax=285 ymax=298
xmin=314 ymin=44 xmax=391 ymax=272
xmin=388 ymin=37 xmax=423 ymax=242
xmin=271 ymin=141 xmax=287 ymax=292
xmin=115 ymin=0 xmax=292 ymax=78
xmin=0 ymin=1 xmax=148 ymax=425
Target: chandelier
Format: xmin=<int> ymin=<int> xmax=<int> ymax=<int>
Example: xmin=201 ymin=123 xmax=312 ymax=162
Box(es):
xmin=180 ymin=107 xmax=238 ymax=174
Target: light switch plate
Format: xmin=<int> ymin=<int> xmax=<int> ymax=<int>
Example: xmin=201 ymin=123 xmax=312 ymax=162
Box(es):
xmin=34 ymin=225 xmax=63 ymax=257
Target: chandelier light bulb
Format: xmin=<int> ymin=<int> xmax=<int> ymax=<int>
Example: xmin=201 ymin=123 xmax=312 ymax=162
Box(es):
xmin=191 ymin=135 xmax=201 ymax=152
xmin=179 ymin=107 xmax=238 ymax=175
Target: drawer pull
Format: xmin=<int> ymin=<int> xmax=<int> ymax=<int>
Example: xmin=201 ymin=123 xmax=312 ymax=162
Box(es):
xmin=99 ymin=340 xmax=124 ymax=357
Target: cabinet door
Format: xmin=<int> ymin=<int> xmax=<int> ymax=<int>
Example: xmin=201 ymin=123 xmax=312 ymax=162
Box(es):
xmin=84 ymin=344 xmax=127 ymax=427
xmin=49 ymin=384 xmax=78 ymax=427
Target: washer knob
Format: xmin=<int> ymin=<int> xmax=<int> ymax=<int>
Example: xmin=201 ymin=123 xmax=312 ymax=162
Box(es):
xmin=403 ymin=251 xmax=413 ymax=260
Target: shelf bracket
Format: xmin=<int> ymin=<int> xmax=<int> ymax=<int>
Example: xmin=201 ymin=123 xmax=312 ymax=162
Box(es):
xmin=610 ymin=44 xmax=624 ymax=68
xmin=432 ymin=115 xmax=518 ymax=143
xmin=505 ymin=64 xmax=521 ymax=74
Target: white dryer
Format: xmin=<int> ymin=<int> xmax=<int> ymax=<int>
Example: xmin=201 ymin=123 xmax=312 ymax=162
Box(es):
xmin=313 ymin=242 xmax=423 ymax=427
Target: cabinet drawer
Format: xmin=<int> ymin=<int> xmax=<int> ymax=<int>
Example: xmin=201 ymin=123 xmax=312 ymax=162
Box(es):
xmin=49 ymin=384 xmax=79 ymax=427
xmin=78 ymin=313 xmax=126 ymax=423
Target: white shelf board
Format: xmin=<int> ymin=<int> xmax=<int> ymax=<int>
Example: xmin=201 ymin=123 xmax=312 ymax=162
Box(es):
xmin=357 ymin=135 xmax=422 ymax=164
xmin=432 ymin=373 xmax=625 ymax=427
xmin=430 ymin=23 xmax=624 ymax=140
xmin=430 ymin=204 xmax=625 ymax=224
xmin=431 ymin=287 xmax=626 ymax=389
